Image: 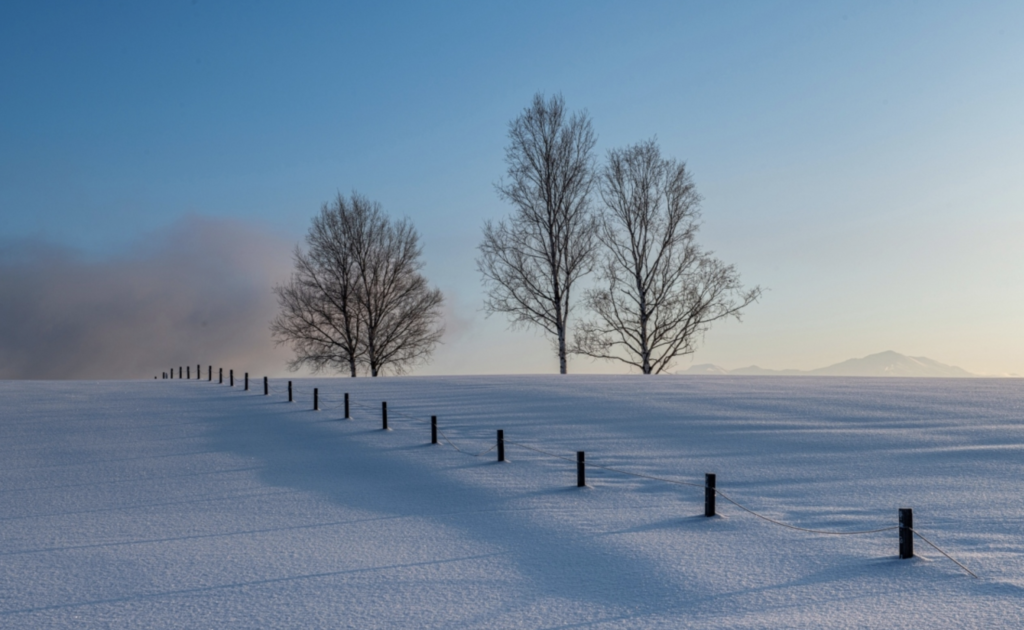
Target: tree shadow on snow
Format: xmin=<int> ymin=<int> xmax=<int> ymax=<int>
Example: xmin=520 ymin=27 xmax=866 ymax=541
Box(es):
xmin=200 ymin=392 xmax=695 ymax=615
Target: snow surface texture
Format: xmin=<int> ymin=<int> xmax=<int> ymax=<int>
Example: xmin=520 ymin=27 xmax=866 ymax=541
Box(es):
xmin=1 ymin=376 xmax=1022 ymax=629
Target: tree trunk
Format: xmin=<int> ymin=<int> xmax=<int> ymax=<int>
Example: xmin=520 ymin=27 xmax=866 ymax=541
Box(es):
xmin=558 ymin=326 xmax=567 ymax=374
xmin=639 ymin=291 xmax=651 ymax=374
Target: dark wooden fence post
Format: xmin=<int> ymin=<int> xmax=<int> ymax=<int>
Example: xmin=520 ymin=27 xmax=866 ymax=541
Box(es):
xmin=263 ymin=376 xmax=268 ymax=396
xmin=705 ymin=473 xmax=717 ymax=517
xmin=382 ymin=402 xmax=388 ymax=430
xmin=244 ymin=373 xmax=249 ymax=391
xmin=187 ymin=366 xmax=190 ymax=379
xmin=208 ymin=366 xmax=212 ymax=381
xmin=288 ymin=381 xmax=293 ymax=402
xmin=230 ymin=370 xmax=234 ymax=387
xmin=179 ymin=367 xmax=182 ymax=379
xmin=314 ymin=388 xmax=319 ymax=411
xmin=197 ymin=364 xmax=200 ymax=380
xmin=497 ymin=430 xmax=505 ymax=462
xmin=899 ymin=508 xmax=914 ymax=559
xmin=577 ymin=451 xmax=586 ymax=487
xmin=431 ymin=416 xmax=437 ymax=444
xmin=344 ymin=393 xmax=349 ymax=419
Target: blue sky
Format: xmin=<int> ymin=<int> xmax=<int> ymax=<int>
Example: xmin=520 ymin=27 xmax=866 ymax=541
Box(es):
xmin=2 ymin=1 xmax=1022 ymax=377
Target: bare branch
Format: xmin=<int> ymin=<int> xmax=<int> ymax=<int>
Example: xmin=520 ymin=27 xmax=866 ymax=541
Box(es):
xmin=573 ymin=139 xmax=761 ymax=374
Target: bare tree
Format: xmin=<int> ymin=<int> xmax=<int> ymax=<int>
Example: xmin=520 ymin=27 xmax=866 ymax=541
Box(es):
xmin=573 ymin=140 xmax=761 ymax=374
xmin=350 ymin=199 xmax=445 ymax=376
xmin=271 ymin=193 xmax=363 ymax=376
xmin=477 ymin=93 xmax=599 ymax=374
xmin=272 ymin=193 xmax=444 ymax=377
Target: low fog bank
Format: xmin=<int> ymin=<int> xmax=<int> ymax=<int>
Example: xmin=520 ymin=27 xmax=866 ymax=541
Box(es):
xmin=0 ymin=216 xmax=296 ymax=379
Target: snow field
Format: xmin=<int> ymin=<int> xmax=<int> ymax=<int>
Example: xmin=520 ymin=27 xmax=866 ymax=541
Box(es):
xmin=1 ymin=376 xmax=1022 ymax=628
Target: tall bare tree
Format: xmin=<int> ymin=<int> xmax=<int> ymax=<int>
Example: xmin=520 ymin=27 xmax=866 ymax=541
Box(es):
xmin=477 ymin=93 xmax=599 ymax=374
xmin=272 ymin=193 xmax=444 ymax=377
xmin=573 ymin=140 xmax=760 ymax=374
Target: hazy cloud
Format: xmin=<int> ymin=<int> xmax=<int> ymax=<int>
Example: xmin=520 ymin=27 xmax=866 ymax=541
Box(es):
xmin=0 ymin=216 xmax=296 ymax=379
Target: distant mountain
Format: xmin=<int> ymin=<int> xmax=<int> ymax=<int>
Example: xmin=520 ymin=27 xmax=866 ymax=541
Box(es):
xmin=807 ymin=351 xmax=974 ymax=377
xmin=682 ymin=351 xmax=975 ymax=378
xmin=683 ymin=363 xmax=731 ymax=375
xmin=729 ymin=365 xmax=804 ymax=376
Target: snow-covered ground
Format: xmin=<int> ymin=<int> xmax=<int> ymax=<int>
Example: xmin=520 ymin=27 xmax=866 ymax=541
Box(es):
xmin=2 ymin=375 xmax=1022 ymax=628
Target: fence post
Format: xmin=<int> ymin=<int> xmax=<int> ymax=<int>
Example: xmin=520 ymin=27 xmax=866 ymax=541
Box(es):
xmin=705 ymin=473 xmax=717 ymax=517
xmin=208 ymin=366 xmax=212 ymax=381
xmin=382 ymin=402 xmax=388 ymax=430
xmin=899 ymin=508 xmax=914 ymax=559
xmin=497 ymin=430 xmax=505 ymax=462
xmin=314 ymin=388 xmax=319 ymax=411
xmin=179 ymin=367 xmax=182 ymax=379
xmin=344 ymin=393 xmax=349 ymax=419
xmin=577 ymin=451 xmax=586 ymax=487
xmin=187 ymin=366 xmax=190 ymax=379
xmin=244 ymin=373 xmax=249 ymax=391
xmin=288 ymin=380 xmax=292 ymax=402
xmin=197 ymin=364 xmax=200 ymax=380
xmin=230 ymin=370 xmax=234 ymax=387
xmin=264 ymin=376 xmax=268 ymax=396
xmin=431 ymin=416 xmax=437 ymax=444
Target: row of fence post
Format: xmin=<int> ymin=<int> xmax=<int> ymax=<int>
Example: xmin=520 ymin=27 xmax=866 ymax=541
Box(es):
xmin=186 ymin=377 xmax=918 ymax=561
xmin=158 ymin=365 xmax=261 ymax=388
xmin=161 ymin=366 xmax=289 ymax=392
xmin=161 ymin=365 xmax=211 ymax=380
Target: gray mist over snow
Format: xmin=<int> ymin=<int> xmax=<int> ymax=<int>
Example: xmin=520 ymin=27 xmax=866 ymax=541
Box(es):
xmin=0 ymin=216 xmax=296 ymax=379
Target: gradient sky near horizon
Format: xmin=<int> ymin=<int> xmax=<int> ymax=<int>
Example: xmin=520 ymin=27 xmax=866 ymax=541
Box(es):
xmin=2 ymin=1 xmax=1022 ymax=378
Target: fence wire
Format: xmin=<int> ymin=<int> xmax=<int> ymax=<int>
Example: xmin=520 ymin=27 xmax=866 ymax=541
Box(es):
xmin=348 ymin=399 xmax=502 ymax=457
xmin=911 ymin=529 xmax=979 ymax=578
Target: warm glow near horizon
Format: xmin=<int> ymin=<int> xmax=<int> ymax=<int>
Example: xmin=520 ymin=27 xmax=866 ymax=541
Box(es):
xmin=1 ymin=2 xmax=1021 ymax=379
